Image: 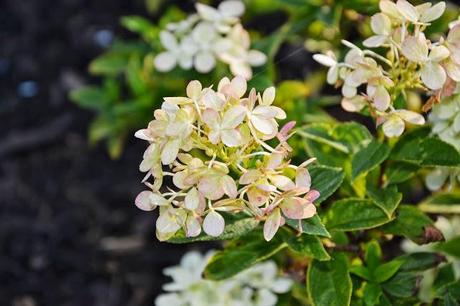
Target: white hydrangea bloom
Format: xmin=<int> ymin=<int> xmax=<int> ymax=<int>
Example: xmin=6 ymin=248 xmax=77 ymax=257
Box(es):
xmin=135 ymin=77 xmax=320 ymax=242
xmin=155 ymin=251 xmax=293 ymax=306
xmin=313 ymin=0 xmax=451 ymax=138
xmin=154 ymin=1 xmax=266 ymax=79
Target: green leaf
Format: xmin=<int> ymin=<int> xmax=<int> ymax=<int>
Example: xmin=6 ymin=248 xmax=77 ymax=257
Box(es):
xmin=419 ymin=192 xmax=460 ymax=214
xmin=89 ymin=52 xmax=129 ymax=75
xmin=168 ymin=216 xmax=259 ymax=244
xmin=374 ymin=260 xmax=404 ymax=283
xmin=324 ymin=198 xmax=393 ymax=231
xmin=390 ymin=126 xmax=430 ymax=163
xmin=436 ymin=236 xmax=460 ymax=258
xmin=433 ymin=263 xmax=456 ymax=295
xmin=381 ymin=272 xmax=420 ymax=298
xmin=203 ymin=231 xmax=287 ymax=280
xmin=363 ymin=283 xmax=382 ymax=306
xmin=285 ymin=215 xmax=331 ymax=237
xmin=69 ymin=87 xmax=108 ymax=111
xmin=419 ymin=138 xmax=460 ymax=167
xmin=397 ymin=252 xmax=445 ymax=272
xmin=120 ymin=16 xmax=156 ymax=36
xmin=350 ymin=265 xmax=371 ymax=280
xmin=351 ymin=139 xmax=390 ymax=180
xmin=285 ymin=233 xmax=330 ymax=261
xmin=309 ymin=165 xmax=345 ymax=204
xmin=383 ymin=161 xmax=419 ymax=186
xmin=367 ymin=185 xmax=402 ymax=218
xmin=381 ymin=205 xmax=444 ymax=244
xmin=307 ymin=252 xmax=352 ymax=306
xmin=365 ymin=240 xmax=382 ymax=271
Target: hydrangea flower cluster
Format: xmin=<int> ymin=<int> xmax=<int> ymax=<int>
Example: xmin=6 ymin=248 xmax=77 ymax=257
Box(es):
xmin=425 ymin=90 xmax=460 ymax=191
xmin=314 ymin=0 xmax=460 ymax=138
xmin=134 ymin=76 xmax=319 ymax=241
xmin=154 ymin=1 xmax=267 ymax=79
xmin=155 ymin=251 xmax=292 ymax=306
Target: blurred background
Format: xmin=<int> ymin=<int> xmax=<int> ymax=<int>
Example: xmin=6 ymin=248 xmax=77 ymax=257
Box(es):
xmin=0 ymin=1 xmax=219 ymax=305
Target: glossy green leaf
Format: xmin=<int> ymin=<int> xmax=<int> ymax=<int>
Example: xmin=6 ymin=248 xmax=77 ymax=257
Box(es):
xmin=309 ymin=165 xmax=345 ymax=204
xmin=419 ymin=138 xmax=460 ymax=167
xmin=436 ymin=236 xmax=460 ymax=258
xmin=367 ymin=185 xmax=402 ymax=218
xmin=285 ymin=233 xmax=330 ymax=261
xmin=397 ymin=252 xmax=445 ymax=272
xmin=307 ymin=252 xmax=352 ymax=306
xmin=383 ymin=161 xmax=419 ymax=186
xmin=203 ymin=231 xmax=287 ymax=280
xmin=374 ymin=260 xmax=404 ymax=283
xmin=352 ymin=139 xmax=390 ymax=180
xmin=381 ymin=205 xmax=444 ymax=244
xmin=365 ymin=240 xmax=382 ymax=271
xmin=169 ymin=216 xmax=259 ymax=244
xmin=89 ymin=52 xmax=130 ymax=76
xmin=381 ymin=272 xmax=420 ymax=298
xmin=363 ymin=283 xmax=382 ymax=306
xmin=285 ymin=215 xmax=331 ymax=237
xmin=324 ymin=198 xmax=393 ymax=231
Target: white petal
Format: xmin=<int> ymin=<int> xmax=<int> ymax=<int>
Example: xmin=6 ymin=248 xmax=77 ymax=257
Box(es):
xmin=185 ymin=187 xmax=200 ymax=210
xmin=270 ymin=175 xmax=295 ymax=191
xmin=185 ymin=215 xmax=202 ymax=237
xmin=296 ymin=168 xmax=311 ymax=189
xmin=395 ymin=110 xmax=425 ymax=125
xmin=263 ymin=208 xmax=281 ymax=241
xmin=195 ymin=3 xmax=220 ymax=21
xmin=371 ymin=13 xmax=392 ymax=35
xmin=382 ymin=115 xmax=405 ymax=137
xmin=203 ymin=90 xmax=226 ymax=110
xmin=230 ymin=61 xmax=252 ymax=80
xmin=194 ymin=51 xmax=216 ymax=73
xmin=426 ymin=168 xmax=449 ymax=191
xmin=420 ymin=1 xmax=446 ymax=22
xmin=401 ymin=35 xmax=429 ymax=63
xmin=161 ymin=139 xmax=181 ymax=165
xmin=251 ymin=116 xmax=277 ymax=135
xmin=421 ymin=62 xmax=446 ymax=90
xmin=202 ymin=108 xmax=220 ymax=129
xmin=262 ymin=87 xmax=276 ymax=105
xmin=313 ymin=54 xmax=337 ymax=67
xmin=363 ymin=35 xmax=387 ymax=48
xmin=186 ymin=80 xmax=202 ymax=100
xmin=219 ymin=0 xmax=245 ymax=18
xmin=429 ymin=45 xmax=450 ymax=62
xmin=373 ymin=86 xmax=391 ymax=111
xmin=134 ymin=129 xmax=151 ymax=141
xmin=239 ymin=170 xmax=260 ymax=185
xmin=248 ymin=50 xmax=267 ymax=66
xmin=135 ymin=191 xmax=156 ymax=211
xmin=220 ymin=175 xmax=238 ymax=198
xmin=203 ymin=210 xmax=225 ymax=237
xmin=198 ymin=176 xmax=225 ymax=200
xmin=160 ymin=31 xmax=178 ymax=50
xmin=231 ymin=75 xmax=247 ymax=97
xmin=192 ymin=22 xmax=217 ymax=44
xmin=342 ymin=84 xmax=357 ymax=98
xmin=326 ymin=65 xmax=339 ymax=84
xmin=443 ymin=59 xmax=460 ymax=82
xmin=222 ymin=105 xmax=246 ymax=129
xmin=154 ymin=52 xmax=177 ymax=72
xmin=380 ymin=0 xmax=402 ymax=19
xmin=397 ymin=0 xmax=419 ymax=22
xmin=221 ymin=129 xmax=241 ymax=147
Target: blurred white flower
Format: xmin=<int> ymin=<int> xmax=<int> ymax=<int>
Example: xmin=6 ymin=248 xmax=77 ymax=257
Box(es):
xmin=154 ymin=1 xmax=265 ymax=79
xmin=155 ymin=251 xmax=292 ymax=306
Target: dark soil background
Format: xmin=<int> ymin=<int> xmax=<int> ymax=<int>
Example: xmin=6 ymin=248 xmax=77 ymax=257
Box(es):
xmin=0 ymin=1 xmax=218 ymax=305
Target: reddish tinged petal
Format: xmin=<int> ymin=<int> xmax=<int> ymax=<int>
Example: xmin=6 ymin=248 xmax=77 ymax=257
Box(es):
xmin=305 ymin=189 xmax=321 ymax=202
xmin=263 ymin=208 xmax=281 ymax=241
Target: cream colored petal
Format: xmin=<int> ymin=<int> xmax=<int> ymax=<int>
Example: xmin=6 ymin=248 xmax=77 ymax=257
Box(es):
xmin=326 ymin=65 xmax=339 ymax=85
xmin=443 ymin=59 xmax=460 ymax=82
xmin=219 ymin=0 xmax=245 ymax=18
xmin=429 ymin=45 xmax=450 ymax=62
xmin=401 ymin=35 xmax=429 ymax=63
xmin=395 ymin=110 xmax=426 ymax=125
xmin=239 ymin=169 xmax=260 ymax=185
xmin=202 ymin=108 xmax=221 ymax=129
xmin=262 ymin=87 xmax=276 ymax=105
xmin=230 ymin=75 xmax=247 ymax=98
xmin=203 ymin=210 xmax=225 ymax=237
xmin=420 ymin=1 xmax=446 ymax=23
xmin=222 ymin=105 xmax=246 ymax=129
xmin=161 ymin=139 xmax=181 ymax=165
xmin=371 ymin=13 xmax=392 ymax=35
xmin=280 ymin=197 xmax=307 ymax=219
xmin=396 ymin=0 xmax=419 ymax=22
xmin=295 ymin=168 xmax=311 ymax=189
xmin=221 ymin=129 xmax=241 ymax=147
xmin=421 ymin=62 xmax=446 ymax=90
xmin=380 ymin=0 xmax=402 ymax=20
xmin=154 ymin=52 xmax=177 ymax=72
xmin=184 ymin=187 xmax=200 ymax=210
xmin=159 ymin=31 xmax=178 ymax=50
xmin=363 ymin=35 xmax=387 ymax=48
xmin=194 ymin=51 xmax=216 ymax=73
xmin=135 ymin=191 xmax=157 ymax=211
xmin=263 ymin=208 xmax=281 ymax=241
xmin=185 ymin=215 xmax=202 ymax=237
xmin=270 ymin=175 xmax=295 ymax=191
xmin=341 ymin=96 xmax=366 ymax=112
xmin=312 ymin=54 xmax=337 ymax=67
xmin=382 ymin=115 xmax=405 ymax=137
xmin=248 ymin=50 xmax=267 ymax=66
xmin=198 ymin=176 xmax=225 ymax=200
xmin=342 ymin=84 xmax=357 ymax=98
xmin=221 ymin=175 xmax=238 ymax=198
xmin=186 ymin=80 xmax=202 ymax=100
xmin=251 ymin=115 xmax=277 ymax=135
xmin=373 ymin=86 xmax=391 ymax=111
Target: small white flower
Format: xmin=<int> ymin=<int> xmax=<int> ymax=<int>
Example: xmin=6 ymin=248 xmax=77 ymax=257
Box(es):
xmin=196 ymin=0 xmax=245 ymax=33
xmin=381 ymin=109 xmax=425 ymax=137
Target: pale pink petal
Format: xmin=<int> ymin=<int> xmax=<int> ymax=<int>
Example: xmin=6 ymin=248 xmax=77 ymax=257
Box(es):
xmin=262 ymin=87 xmax=276 ymax=105
xmin=397 ymin=0 xmax=419 ymax=22
xmin=270 ymin=175 xmax=295 ymax=191
xmin=161 ymin=139 xmax=181 ymax=165
xmin=208 ymin=130 xmax=221 ymax=145
xmin=305 ymin=189 xmax=320 ymax=202
xmin=220 ymin=175 xmax=238 ymax=198
xmin=363 ymin=35 xmax=387 ymax=48
xmin=221 ymin=129 xmax=241 ymax=147
xmin=443 ymin=59 xmax=460 ymax=82
xmin=295 ymin=168 xmax=311 ymax=189
xmin=239 ymin=170 xmax=261 ymax=185
xmin=280 ymin=197 xmax=307 ymax=219
xmin=222 ymin=105 xmax=246 ymax=129
xmin=263 ymin=208 xmax=281 ymax=241
xmin=421 ymin=62 xmax=447 ymax=90
xmin=420 ymin=1 xmax=446 ymax=22
xmin=185 ymin=215 xmax=202 ymax=237
xmin=202 ymin=108 xmax=221 ymax=129
xmin=401 ymin=35 xmax=429 ymax=63
xmin=184 ymin=187 xmax=200 ymax=210
xmin=135 ymin=191 xmax=157 ymax=211
xmin=371 ymin=13 xmax=392 ymax=35
xmin=251 ymin=116 xmax=277 ymax=135
xmin=186 ymin=80 xmax=202 ymax=100
xmin=382 ymin=115 xmax=405 ymax=137
xmin=248 ymin=186 xmax=269 ymax=206
xmin=198 ymin=176 xmax=225 ymax=200
xmin=373 ymin=86 xmax=391 ymax=111
xmin=395 ymin=110 xmax=425 ymax=125
xmin=300 ymin=203 xmax=317 ymax=219
xmin=380 ymin=0 xmax=402 ymax=19
xmin=230 ymin=75 xmax=247 ymax=98
xmin=203 ymin=210 xmax=225 ymax=237
xmin=429 ymin=45 xmax=450 ymax=62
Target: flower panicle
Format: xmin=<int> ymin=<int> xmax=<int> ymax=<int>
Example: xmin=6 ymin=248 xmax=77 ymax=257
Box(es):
xmin=314 ymin=0 xmax=460 ymax=138
xmin=134 ymin=76 xmax=319 ymax=241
